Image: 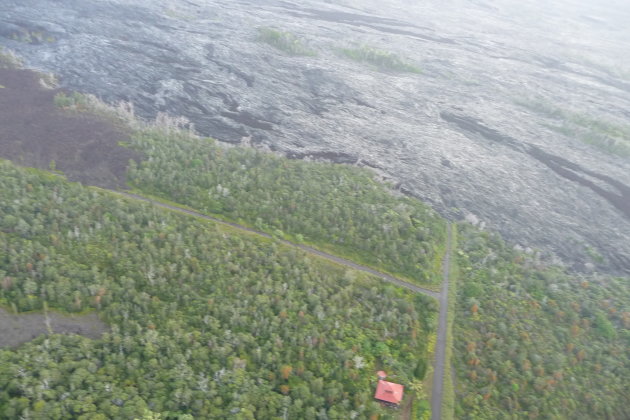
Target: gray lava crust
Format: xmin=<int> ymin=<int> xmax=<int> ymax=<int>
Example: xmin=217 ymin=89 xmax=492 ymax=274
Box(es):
xmin=2 ymin=0 xmax=630 ymax=274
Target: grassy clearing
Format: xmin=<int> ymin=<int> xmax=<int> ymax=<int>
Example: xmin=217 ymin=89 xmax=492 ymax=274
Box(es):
xmin=339 ymin=45 xmax=421 ymax=73
xmin=257 ymin=27 xmax=317 ymax=56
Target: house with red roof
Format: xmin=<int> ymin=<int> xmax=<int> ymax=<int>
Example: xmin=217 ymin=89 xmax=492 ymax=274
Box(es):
xmin=374 ymin=372 xmax=404 ymax=407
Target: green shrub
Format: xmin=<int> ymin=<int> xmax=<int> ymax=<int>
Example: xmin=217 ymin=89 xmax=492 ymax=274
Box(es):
xmin=339 ymin=45 xmax=421 ymax=73
xmin=53 ymin=92 xmax=90 ymax=109
xmin=8 ymin=30 xmax=55 ymax=44
xmin=0 ymin=47 xmax=22 ymax=69
xmin=257 ymin=27 xmax=316 ymax=56
xmin=516 ymin=98 xmax=630 ymax=158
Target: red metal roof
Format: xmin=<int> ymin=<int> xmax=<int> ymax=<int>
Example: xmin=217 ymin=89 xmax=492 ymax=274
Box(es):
xmin=374 ymin=379 xmax=404 ymax=405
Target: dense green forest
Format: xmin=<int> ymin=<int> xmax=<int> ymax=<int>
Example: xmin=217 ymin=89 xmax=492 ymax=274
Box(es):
xmin=452 ymin=224 xmax=630 ymax=419
xmin=0 ymin=160 xmax=437 ymax=419
xmin=125 ymin=128 xmax=446 ymax=287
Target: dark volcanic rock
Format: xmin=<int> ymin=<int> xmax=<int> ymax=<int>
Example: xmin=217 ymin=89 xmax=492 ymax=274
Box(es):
xmin=0 ymin=68 xmax=138 ymax=189
xmin=1 ymin=0 xmax=629 ymax=273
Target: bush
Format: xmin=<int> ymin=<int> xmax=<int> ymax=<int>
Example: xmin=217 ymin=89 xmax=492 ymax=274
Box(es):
xmin=0 ymin=47 xmax=22 ymax=69
xmin=516 ymin=98 xmax=630 ymax=158
xmin=257 ymin=27 xmax=316 ymax=56
xmin=53 ymin=92 xmax=89 ymax=109
xmin=339 ymin=45 xmax=421 ymax=73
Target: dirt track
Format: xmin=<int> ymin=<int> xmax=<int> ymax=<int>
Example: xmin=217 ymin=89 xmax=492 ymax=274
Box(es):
xmin=115 ymin=191 xmax=441 ymax=299
xmin=0 ymin=68 xmax=138 ymax=188
xmin=114 ymin=191 xmax=453 ymax=418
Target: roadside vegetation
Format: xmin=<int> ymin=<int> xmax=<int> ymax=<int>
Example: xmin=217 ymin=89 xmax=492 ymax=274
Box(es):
xmin=452 ymin=224 xmax=630 ymax=419
xmin=339 ymin=45 xmax=421 ymax=73
xmin=47 ymin=90 xmax=447 ymax=289
xmin=0 ymin=159 xmax=436 ymax=419
xmin=441 ymin=225 xmax=458 ymax=420
xmin=125 ymin=128 xmax=446 ymax=287
xmin=50 ymin=89 xmax=447 ymax=287
xmin=53 ymin=91 xmax=91 ymax=109
xmin=257 ymin=28 xmax=317 ymax=57
xmin=516 ymin=98 xmax=630 ymax=158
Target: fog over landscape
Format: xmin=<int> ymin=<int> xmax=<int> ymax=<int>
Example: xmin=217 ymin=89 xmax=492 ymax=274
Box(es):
xmin=2 ymin=0 xmax=630 ymax=273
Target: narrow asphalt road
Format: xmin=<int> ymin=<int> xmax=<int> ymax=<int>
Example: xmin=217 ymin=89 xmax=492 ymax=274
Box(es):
xmin=113 ymin=191 xmax=453 ymax=418
xmin=112 ymin=191 xmax=440 ymax=299
xmin=431 ymin=225 xmax=453 ymax=420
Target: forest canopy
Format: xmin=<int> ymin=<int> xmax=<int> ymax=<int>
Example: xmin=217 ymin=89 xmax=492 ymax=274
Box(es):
xmin=126 ymin=128 xmax=446 ymax=287
xmin=452 ymin=224 xmax=630 ymax=420
xmin=0 ymin=160 xmax=436 ymax=419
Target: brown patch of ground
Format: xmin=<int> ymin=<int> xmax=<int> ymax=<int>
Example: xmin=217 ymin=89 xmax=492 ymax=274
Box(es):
xmin=0 ymin=307 xmax=108 ymax=348
xmin=0 ymin=68 xmax=139 ymax=188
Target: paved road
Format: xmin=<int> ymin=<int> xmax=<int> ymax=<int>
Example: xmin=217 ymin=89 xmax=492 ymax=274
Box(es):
xmin=112 ymin=191 xmax=440 ymax=299
xmin=431 ymin=225 xmax=453 ymax=420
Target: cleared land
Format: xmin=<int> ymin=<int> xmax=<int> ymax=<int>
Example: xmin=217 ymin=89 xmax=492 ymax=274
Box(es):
xmin=0 ymin=307 xmax=107 ymax=348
